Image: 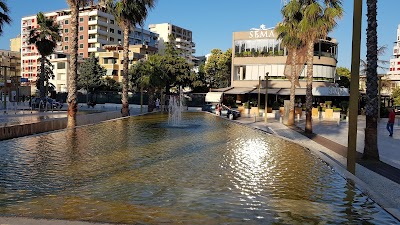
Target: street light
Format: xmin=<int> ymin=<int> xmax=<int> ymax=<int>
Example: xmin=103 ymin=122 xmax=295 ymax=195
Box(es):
xmin=264 ymin=72 xmax=269 ymax=123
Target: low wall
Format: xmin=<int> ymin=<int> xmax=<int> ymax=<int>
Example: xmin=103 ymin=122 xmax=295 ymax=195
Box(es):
xmin=0 ymin=111 xmax=121 ymax=141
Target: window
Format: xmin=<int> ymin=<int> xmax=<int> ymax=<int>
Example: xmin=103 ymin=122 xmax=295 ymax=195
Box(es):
xmin=79 ymin=26 xmax=84 ymax=31
xmin=64 ymin=37 xmax=68 ymax=42
xmin=64 ymin=28 xmax=68 ymax=33
xmin=57 ymin=62 xmax=66 ymax=69
xmin=89 ymin=34 xmax=96 ymax=39
xmin=64 ymin=20 xmax=69 ymax=25
xmin=79 ymin=53 xmax=84 ymax=56
xmin=110 ymin=19 xmax=114 ymax=24
xmin=109 ymin=28 xmax=115 ymax=33
xmin=118 ymin=30 xmax=122 ymax=35
xmin=79 ymin=44 xmax=84 ymax=48
xmin=79 ymin=17 xmax=84 ymax=22
xmin=109 ymin=37 xmax=115 ymax=42
xmin=64 ymin=46 xmax=68 ymax=50
xmin=118 ymin=39 xmax=121 ymax=42
xmin=80 ymin=35 xmax=84 ymax=40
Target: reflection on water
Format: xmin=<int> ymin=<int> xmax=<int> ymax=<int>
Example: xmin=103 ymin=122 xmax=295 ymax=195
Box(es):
xmin=0 ymin=113 xmax=398 ymax=224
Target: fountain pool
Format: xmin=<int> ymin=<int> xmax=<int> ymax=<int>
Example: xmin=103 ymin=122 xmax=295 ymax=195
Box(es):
xmin=0 ymin=112 xmax=398 ymax=224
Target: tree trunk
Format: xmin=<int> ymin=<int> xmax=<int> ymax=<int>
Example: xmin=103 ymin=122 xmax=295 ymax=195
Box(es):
xmin=288 ymin=48 xmax=297 ymax=126
xmin=66 ymin=0 xmax=79 ymax=128
xmin=39 ymin=56 xmax=45 ymax=100
xmin=148 ymin=88 xmax=155 ymax=112
xmin=305 ymin=41 xmax=314 ymax=133
xmin=121 ymin=22 xmax=130 ymax=117
xmin=363 ymin=0 xmax=379 ymax=160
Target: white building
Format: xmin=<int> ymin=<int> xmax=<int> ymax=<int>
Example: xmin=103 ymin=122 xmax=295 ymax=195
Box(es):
xmin=387 ymin=24 xmax=400 ymax=91
xmin=149 ymin=23 xmax=195 ymax=63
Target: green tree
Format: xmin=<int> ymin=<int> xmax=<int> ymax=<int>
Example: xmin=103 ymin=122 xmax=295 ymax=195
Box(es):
xmin=363 ymin=0 xmax=379 ymax=160
xmin=392 ymin=87 xmax=400 ymax=105
xmin=204 ymin=48 xmax=232 ymax=89
xmin=336 ymin=66 xmax=351 ymax=88
xmin=192 ymin=63 xmax=209 ymax=93
xmin=36 ymin=58 xmax=55 ymax=99
xmin=27 ymin=12 xmax=60 ymax=100
xmin=100 ymin=76 xmax=120 ymax=91
xmin=298 ymin=0 xmax=343 ymax=133
xmin=0 ymin=0 xmax=11 ymax=35
xmin=276 ymin=0 xmax=304 ymax=126
xmin=101 ymin=0 xmax=156 ymax=116
xmin=78 ymin=55 xmax=106 ymax=103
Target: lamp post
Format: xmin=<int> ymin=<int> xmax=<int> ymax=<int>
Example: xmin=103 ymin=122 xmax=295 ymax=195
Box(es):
xmin=347 ymin=0 xmax=362 ymax=175
xmin=258 ymin=76 xmax=261 ymax=116
xmin=264 ymin=72 xmax=269 ymax=123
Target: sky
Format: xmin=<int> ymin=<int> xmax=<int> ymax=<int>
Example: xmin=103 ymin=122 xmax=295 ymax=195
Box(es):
xmin=0 ymin=0 xmax=399 ymax=72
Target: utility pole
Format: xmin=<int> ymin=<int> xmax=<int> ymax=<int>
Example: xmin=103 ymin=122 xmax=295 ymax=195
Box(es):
xmin=347 ymin=0 xmax=363 ymax=175
xmin=264 ymin=72 xmax=269 ymax=123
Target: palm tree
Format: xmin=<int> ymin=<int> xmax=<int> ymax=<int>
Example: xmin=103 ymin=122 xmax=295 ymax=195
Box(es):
xmin=65 ymin=0 xmax=81 ymax=128
xmin=102 ymin=0 xmax=156 ymax=116
xmin=27 ymin=12 xmax=60 ymax=100
xmin=298 ymin=0 xmax=343 ymax=133
xmin=363 ymin=0 xmax=379 ymax=160
xmin=0 ymin=0 xmax=11 ymax=35
xmin=276 ymin=0 xmax=304 ymax=126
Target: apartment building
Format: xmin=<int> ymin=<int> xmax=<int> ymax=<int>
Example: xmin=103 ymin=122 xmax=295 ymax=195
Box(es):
xmin=96 ymin=44 xmax=158 ymax=82
xmin=149 ymin=23 xmax=195 ymax=63
xmin=387 ymin=24 xmax=400 ymax=92
xmin=0 ymin=50 xmax=27 ymax=102
xmin=10 ymin=35 xmax=21 ymax=52
xmin=20 ymin=4 xmax=158 ymax=92
xmin=48 ymin=53 xmax=84 ymax=93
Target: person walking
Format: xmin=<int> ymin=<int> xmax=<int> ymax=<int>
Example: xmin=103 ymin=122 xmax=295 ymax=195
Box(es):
xmin=155 ymin=98 xmax=160 ymax=111
xmin=387 ymin=108 xmax=396 ymax=137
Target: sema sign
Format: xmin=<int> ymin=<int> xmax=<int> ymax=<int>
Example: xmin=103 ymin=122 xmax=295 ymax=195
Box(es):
xmin=249 ymin=30 xmax=275 ymax=39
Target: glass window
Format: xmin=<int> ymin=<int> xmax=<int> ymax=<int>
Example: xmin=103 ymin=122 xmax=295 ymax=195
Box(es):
xmin=64 ymin=28 xmax=68 ymax=33
xmin=64 ymin=20 xmax=69 ymax=25
xmin=57 ymin=62 xmax=66 ymax=69
xmin=64 ymin=46 xmax=68 ymax=50
xmin=79 ymin=17 xmax=84 ymax=22
xmin=80 ymin=35 xmax=84 ymax=40
xmin=79 ymin=44 xmax=84 ymax=48
xmin=79 ymin=26 xmax=84 ymax=31
xmin=64 ymin=37 xmax=68 ymax=42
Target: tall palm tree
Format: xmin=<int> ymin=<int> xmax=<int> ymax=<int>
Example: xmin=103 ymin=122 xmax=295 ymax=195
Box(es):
xmin=298 ymin=0 xmax=343 ymax=133
xmin=363 ymin=0 xmax=379 ymax=160
xmin=0 ymin=0 xmax=11 ymax=35
xmin=102 ymin=0 xmax=156 ymax=116
xmin=276 ymin=0 xmax=304 ymax=126
xmin=27 ymin=12 xmax=60 ymax=100
xmin=65 ymin=0 xmax=81 ymax=128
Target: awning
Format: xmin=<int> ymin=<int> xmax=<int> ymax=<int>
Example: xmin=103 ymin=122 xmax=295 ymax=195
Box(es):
xmin=224 ymin=87 xmax=256 ymax=95
xmin=106 ymin=69 xmax=113 ymax=76
xmin=211 ymin=87 xmax=234 ymax=92
xmin=205 ymin=92 xmax=223 ymax=103
xmin=250 ymin=88 xmax=281 ymax=94
xmin=277 ymin=88 xmax=307 ymax=96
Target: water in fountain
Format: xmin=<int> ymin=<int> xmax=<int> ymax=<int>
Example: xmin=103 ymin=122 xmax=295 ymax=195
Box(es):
xmin=168 ymin=89 xmax=183 ymax=126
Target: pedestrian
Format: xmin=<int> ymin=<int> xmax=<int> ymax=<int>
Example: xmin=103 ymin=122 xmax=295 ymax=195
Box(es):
xmin=155 ymin=98 xmax=160 ymax=111
xmin=387 ymin=108 xmax=396 ymax=137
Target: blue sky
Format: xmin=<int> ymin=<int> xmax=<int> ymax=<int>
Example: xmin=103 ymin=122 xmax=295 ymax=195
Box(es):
xmin=0 ymin=0 xmax=399 ymax=72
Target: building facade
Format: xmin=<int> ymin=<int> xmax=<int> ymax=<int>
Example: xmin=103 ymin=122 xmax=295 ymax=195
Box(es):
xmin=48 ymin=53 xmax=84 ymax=93
xmin=20 ymin=4 xmax=158 ymax=86
xmin=149 ymin=23 xmax=195 ymax=63
xmin=0 ymin=50 xmax=28 ymax=102
xmin=387 ymin=24 xmax=400 ymax=91
xmin=10 ymin=35 xmax=21 ymax=52
xmin=207 ymin=26 xmax=346 ymax=107
xmin=96 ymin=44 xmax=158 ymax=82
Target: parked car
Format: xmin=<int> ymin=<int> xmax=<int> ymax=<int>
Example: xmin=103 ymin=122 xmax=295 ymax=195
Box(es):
xmin=226 ymin=108 xmax=241 ymax=120
xmin=202 ymin=104 xmax=216 ymax=113
xmin=394 ymin=105 xmax=400 ymax=115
